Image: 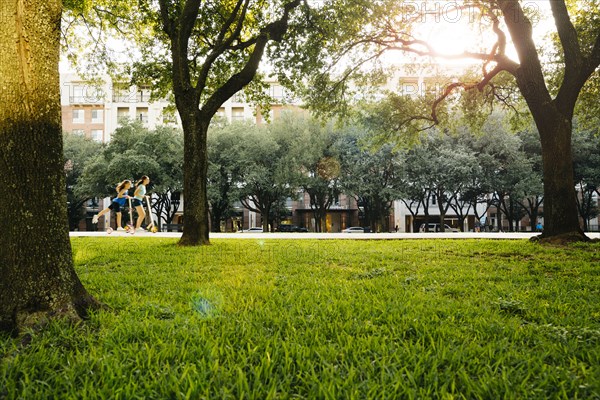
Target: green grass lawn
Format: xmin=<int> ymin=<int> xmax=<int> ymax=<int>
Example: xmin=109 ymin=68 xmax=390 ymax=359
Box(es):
xmin=2 ymin=239 xmax=600 ymax=399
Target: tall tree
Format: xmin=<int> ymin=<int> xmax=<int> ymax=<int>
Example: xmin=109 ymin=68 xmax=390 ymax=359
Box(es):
xmin=0 ymin=0 xmax=100 ymax=334
xmin=64 ymin=0 xmax=312 ymax=244
xmin=141 ymin=0 xmax=307 ymax=244
xmin=286 ymin=0 xmax=600 ymax=241
xmin=471 ymin=118 xmax=542 ymax=232
xmin=337 ymin=129 xmax=403 ymax=232
xmin=293 ymin=117 xmax=341 ymax=233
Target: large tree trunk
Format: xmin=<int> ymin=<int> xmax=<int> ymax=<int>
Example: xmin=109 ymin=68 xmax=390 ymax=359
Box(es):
xmin=0 ymin=0 xmax=99 ymax=335
xmin=537 ymin=114 xmax=583 ymax=238
xmin=496 ymin=0 xmax=592 ymax=241
xmin=179 ymin=113 xmax=210 ymax=245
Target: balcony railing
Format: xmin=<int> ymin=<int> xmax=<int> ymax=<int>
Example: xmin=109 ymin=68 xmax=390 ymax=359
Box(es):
xmin=69 ymin=95 xmax=103 ymax=104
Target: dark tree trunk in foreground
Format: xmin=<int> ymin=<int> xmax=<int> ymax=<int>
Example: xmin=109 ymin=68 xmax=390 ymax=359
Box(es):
xmin=0 ymin=0 xmax=99 ymax=335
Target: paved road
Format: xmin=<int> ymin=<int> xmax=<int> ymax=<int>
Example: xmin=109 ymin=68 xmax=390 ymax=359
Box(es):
xmin=69 ymin=231 xmax=600 ymax=240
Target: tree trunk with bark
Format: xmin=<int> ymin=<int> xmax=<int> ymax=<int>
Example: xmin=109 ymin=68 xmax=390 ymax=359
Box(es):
xmin=0 ymin=0 xmax=100 ymax=335
xmin=535 ymin=114 xmax=582 ymax=237
xmin=157 ymin=0 xmax=303 ymax=245
xmin=496 ymin=0 xmax=599 ymax=241
xmin=179 ymin=112 xmax=210 ymax=245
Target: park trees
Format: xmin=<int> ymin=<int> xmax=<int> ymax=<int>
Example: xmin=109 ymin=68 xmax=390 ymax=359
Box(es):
xmin=337 ymin=128 xmax=404 ymax=233
xmin=63 ymin=133 xmax=104 ymax=230
xmin=134 ymin=0 xmax=309 ymax=245
xmin=0 ymin=0 xmax=100 ymax=334
xmin=572 ymin=125 xmax=600 ymax=231
xmin=286 ymin=0 xmax=600 ymax=241
xmin=292 ymin=117 xmax=342 ymax=233
xmin=64 ymin=0 xmax=314 ymax=244
xmin=207 ymin=122 xmax=246 ymax=232
xmin=418 ymin=131 xmax=477 ymax=232
xmin=77 ymin=120 xmax=184 ymax=229
xmin=470 ymin=117 xmax=543 ymax=232
xmin=236 ymin=121 xmax=299 ymax=232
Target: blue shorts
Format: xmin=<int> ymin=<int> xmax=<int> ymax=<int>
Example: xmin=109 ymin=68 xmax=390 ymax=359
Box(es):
xmin=108 ymin=201 xmax=122 ymax=212
xmin=132 ymin=198 xmax=144 ymax=207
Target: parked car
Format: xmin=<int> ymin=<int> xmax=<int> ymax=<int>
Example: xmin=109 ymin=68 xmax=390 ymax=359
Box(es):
xmin=243 ymin=227 xmax=264 ymax=233
xmin=342 ymin=226 xmax=365 ymax=233
xmin=419 ymin=223 xmax=459 ymax=232
xmin=277 ymin=224 xmax=308 ymax=232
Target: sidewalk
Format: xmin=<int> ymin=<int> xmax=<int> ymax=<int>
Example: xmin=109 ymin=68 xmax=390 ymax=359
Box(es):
xmin=69 ymin=231 xmax=600 ymax=240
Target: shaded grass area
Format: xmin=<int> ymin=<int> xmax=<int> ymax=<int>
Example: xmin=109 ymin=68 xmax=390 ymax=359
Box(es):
xmin=2 ymin=239 xmax=600 ymax=399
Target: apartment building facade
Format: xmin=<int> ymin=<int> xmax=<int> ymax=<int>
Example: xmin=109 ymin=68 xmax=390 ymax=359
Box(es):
xmin=62 ymin=71 xmax=500 ymax=232
xmin=60 ymin=73 xmax=313 ymax=231
xmin=60 ymin=73 xmax=299 ymax=141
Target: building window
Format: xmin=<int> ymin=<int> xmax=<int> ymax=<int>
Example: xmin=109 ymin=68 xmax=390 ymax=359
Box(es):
xmin=112 ymin=83 xmax=133 ymax=103
xmin=136 ymin=107 xmax=149 ymax=124
xmin=70 ymin=84 xmax=103 ymax=104
xmin=72 ymin=86 xmax=85 ymax=103
xmin=91 ymin=130 xmax=103 ymax=142
xmin=72 ymin=129 xmax=85 ymax=136
xmin=91 ymin=109 xmax=103 ymax=124
xmin=72 ymin=109 xmax=85 ymax=124
xmin=400 ymin=82 xmax=420 ymax=97
xmin=269 ymin=85 xmax=285 ymax=99
xmin=117 ymin=107 xmax=130 ymax=122
xmin=232 ymin=107 xmax=244 ymax=121
xmin=137 ymin=87 xmax=152 ymax=102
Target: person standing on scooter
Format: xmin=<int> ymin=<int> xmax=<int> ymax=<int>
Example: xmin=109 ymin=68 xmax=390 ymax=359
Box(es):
xmin=132 ymin=176 xmax=150 ymax=232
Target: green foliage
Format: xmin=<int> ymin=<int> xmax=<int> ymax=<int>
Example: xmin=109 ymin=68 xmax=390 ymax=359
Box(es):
xmin=235 ymin=117 xmax=301 ymax=229
xmin=77 ymin=120 xmax=183 ymax=199
xmin=572 ymin=123 xmax=600 ymax=227
xmin=289 ymin=116 xmax=342 ymax=232
xmin=357 ymin=92 xmax=440 ymax=149
xmin=336 ymin=127 xmax=404 ymax=231
xmin=207 ymin=121 xmax=254 ymax=231
xmin=272 ymin=0 xmax=414 ymax=119
xmin=63 ymin=0 xmax=92 ymax=14
xmin=544 ymin=0 xmax=600 ymax=128
xmin=2 ymin=239 xmax=600 ymax=398
xmin=63 ymin=133 xmax=104 ymax=229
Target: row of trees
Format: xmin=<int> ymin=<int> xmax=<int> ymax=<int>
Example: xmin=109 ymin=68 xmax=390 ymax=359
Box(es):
xmin=3 ymin=0 xmax=599 ymax=333
xmin=60 ymin=0 xmax=600 ymax=243
xmin=66 ymin=114 xmax=600 ymax=234
xmin=65 ymin=120 xmax=184 ymax=230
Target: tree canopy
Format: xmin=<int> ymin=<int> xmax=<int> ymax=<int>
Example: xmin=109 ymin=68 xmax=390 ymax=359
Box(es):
xmin=277 ymin=0 xmax=600 ymax=241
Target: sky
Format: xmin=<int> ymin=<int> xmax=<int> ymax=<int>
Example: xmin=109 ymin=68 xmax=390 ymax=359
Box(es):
xmin=382 ymin=0 xmax=555 ymax=67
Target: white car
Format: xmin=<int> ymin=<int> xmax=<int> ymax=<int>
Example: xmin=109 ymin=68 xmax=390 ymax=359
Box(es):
xmin=342 ymin=226 xmax=365 ymax=233
xmin=243 ymin=227 xmax=264 ymax=233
